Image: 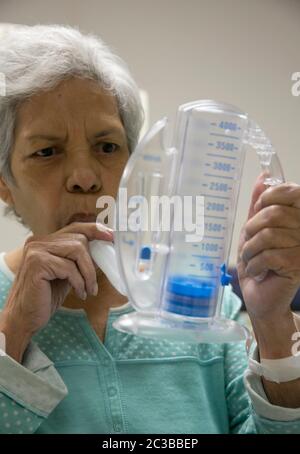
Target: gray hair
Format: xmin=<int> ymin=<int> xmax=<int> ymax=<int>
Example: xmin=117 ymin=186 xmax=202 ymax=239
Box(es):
xmin=0 ymin=24 xmax=144 ymax=223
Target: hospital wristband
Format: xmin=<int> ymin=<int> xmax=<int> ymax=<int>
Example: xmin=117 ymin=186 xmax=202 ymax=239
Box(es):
xmin=0 ymin=331 xmax=6 ymax=355
xmin=249 ymin=349 xmax=300 ymax=384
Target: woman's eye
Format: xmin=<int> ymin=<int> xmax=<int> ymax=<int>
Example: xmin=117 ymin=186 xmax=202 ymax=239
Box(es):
xmin=34 ymin=147 xmax=57 ymax=158
xmin=98 ymin=143 xmax=119 ymax=154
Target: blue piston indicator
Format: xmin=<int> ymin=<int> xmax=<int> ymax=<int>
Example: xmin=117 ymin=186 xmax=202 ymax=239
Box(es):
xmin=162 ymin=275 xmax=216 ymax=318
xmin=136 ymin=245 xmax=152 ymax=278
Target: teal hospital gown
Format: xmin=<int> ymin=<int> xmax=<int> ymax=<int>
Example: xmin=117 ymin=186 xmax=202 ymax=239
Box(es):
xmin=1 ymin=252 xmax=300 ymax=434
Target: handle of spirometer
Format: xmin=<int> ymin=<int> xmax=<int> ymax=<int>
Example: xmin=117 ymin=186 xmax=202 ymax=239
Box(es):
xmin=89 ymin=240 xmax=128 ymax=296
xmin=262 ymin=153 xmax=285 ymax=187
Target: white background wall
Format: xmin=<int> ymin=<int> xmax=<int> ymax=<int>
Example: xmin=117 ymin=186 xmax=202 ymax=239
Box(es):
xmin=0 ymin=0 xmax=299 ymax=264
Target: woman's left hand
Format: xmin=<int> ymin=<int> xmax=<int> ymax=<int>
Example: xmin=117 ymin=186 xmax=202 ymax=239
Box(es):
xmin=237 ymin=174 xmax=300 ymax=325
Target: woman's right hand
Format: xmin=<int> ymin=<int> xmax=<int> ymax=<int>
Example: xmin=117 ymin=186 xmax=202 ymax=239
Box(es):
xmin=0 ymin=222 xmax=113 ymax=361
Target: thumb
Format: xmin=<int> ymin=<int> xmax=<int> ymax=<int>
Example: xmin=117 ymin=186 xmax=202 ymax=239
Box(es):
xmin=246 ymin=172 xmax=268 ymax=221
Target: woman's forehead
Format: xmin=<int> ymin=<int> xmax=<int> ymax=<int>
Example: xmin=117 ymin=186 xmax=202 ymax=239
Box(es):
xmin=15 ymin=77 xmax=122 ymax=137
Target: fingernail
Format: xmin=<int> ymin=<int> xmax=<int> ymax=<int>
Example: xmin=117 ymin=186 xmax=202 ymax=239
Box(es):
xmin=93 ymin=283 xmax=98 ymax=296
xmin=103 ymin=231 xmax=114 ymax=242
xmin=96 ymin=227 xmax=113 ymax=240
xmin=254 ymin=270 xmax=268 ymax=282
xmin=81 ymin=290 xmax=87 ymax=301
xmin=96 ymin=221 xmax=113 ymax=232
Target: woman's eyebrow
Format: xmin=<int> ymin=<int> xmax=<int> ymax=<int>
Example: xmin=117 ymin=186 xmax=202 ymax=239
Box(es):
xmin=25 ymin=128 xmax=124 ymax=142
xmin=26 ymin=133 xmax=64 ymax=142
xmin=94 ymin=128 xmax=124 ymax=138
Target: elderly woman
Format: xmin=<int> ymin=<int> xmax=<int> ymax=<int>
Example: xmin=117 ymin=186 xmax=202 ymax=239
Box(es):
xmin=1 ymin=24 xmax=300 ymax=435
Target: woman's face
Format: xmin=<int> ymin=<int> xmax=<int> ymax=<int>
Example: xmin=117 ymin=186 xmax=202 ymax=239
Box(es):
xmin=2 ymin=77 xmax=130 ymax=235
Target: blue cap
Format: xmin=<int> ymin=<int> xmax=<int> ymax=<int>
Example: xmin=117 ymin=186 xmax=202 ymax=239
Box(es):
xmin=220 ymin=263 xmax=232 ymax=286
xmin=140 ymin=246 xmax=151 ymax=260
xmin=166 ymin=275 xmax=216 ymax=298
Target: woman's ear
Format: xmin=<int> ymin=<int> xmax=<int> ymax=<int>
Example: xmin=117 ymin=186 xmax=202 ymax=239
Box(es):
xmin=0 ymin=174 xmax=14 ymax=207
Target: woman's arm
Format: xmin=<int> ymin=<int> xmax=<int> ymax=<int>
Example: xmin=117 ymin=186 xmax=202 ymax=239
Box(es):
xmin=238 ymin=176 xmax=300 ymax=407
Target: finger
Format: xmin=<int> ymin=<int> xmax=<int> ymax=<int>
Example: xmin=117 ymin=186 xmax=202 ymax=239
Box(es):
xmin=247 ymin=173 xmax=269 ymax=221
xmin=43 ymin=238 xmax=98 ymax=296
xmin=26 ymin=224 xmax=109 ymax=296
xmin=58 ymin=222 xmax=113 ymax=242
xmin=254 ymin=182 xmax=300 ymax=212
xmin=245 ymin=246 xmax=300 ymax=279
xmin=237 ymin=173 xmax=272 ymax=263
xmin=241 ymin=227 xmax=300 ymax=264
xmin=40 ymin=254 xmax=87 ymax=300
xmin=244 ymin=205 xmax=300 ymax=239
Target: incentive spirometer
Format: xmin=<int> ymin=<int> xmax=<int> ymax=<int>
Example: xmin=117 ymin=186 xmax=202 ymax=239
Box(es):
xmin=90 ymin=100 xmax=284 ymax=344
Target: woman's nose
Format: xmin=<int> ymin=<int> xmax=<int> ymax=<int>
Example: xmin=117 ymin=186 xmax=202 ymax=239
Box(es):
xmin=66 ymin=167 xmax=101 ymax=193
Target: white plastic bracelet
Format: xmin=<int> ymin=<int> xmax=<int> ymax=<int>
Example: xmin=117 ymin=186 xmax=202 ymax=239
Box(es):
xmin=248 ymin=348 xmax=300 ymax=384
xmin=0 ymin=331 xmax=6 ymax=356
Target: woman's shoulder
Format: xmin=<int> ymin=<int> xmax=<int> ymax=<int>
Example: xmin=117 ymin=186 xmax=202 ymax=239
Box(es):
xmin=2 ymin=246 xmax=23 ymax=276
xmin=0 ymin=251 xmax=16 ymax=280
